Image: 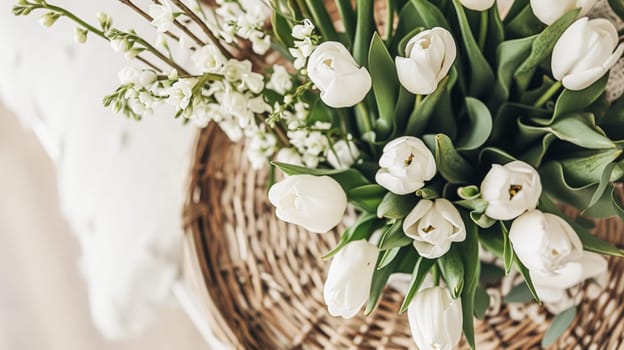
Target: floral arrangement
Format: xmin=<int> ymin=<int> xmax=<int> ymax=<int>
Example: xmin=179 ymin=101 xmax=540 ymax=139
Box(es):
xmin=13 ymin=0 xmax=624 ymax=348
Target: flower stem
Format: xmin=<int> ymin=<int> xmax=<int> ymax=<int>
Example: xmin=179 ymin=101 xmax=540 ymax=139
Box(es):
xmin=534 ymin=80 xmax=563 ymax=108
xmin=119 ymin=0 xmax=180 ymax=43
xmin=355 ymin=102 xmax=372 ymax=135
xmin=432 ymin=265 xmax=440 ymax=287
xmin=478 ymin=10 xmax=488 ymax=52
xmin=384 ymin=0 xmax=395 ymax=45
xmin=170 ymin=0 xmax=232 ymax=59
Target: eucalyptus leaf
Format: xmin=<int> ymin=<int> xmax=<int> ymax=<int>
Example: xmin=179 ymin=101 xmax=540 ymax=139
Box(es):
xmin=542 ymin=307 xmax=577 ymax=348
xmin=503 ymin=282 xmax=534 ymax=303
xmin=399 ymin=257 xmax=435 ymax=313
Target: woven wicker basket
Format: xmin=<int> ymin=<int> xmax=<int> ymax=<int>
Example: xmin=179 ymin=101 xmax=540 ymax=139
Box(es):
xmin=182 ymin=122 xmax=624 ymax=350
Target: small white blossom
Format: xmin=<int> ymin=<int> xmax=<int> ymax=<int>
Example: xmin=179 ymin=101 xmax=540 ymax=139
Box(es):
xmin=167 ymin=78 xmax=195 ymax=110
xmin=267 ymin=65 xmax=293 ymax=94
xmin=292 ymin=19 xmax=315 ymax=40
xmin=149 ymin=0 xmax=175 ymax=32
xmin=191 ymin=45 xmax=227 ymax=73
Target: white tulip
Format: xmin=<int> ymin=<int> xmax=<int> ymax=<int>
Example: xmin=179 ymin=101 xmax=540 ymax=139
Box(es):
xmin=530 ymin=252 xmax=607 ymax=303
xmin=552 ymin=17 xmax=624 ymax=91
xmin=460 ymin=0 xmax=495 ymax=11
xmin=323 ymin=240 xmax=379 ymax=318
xmin=530 ymin=0 xmax=597 ymax=25
xmin=480 ymin=160 xmax=542 ymax=221
xmin=327 ymin=140 xmax=360 ymax=170
xmin=307 ymin=42 xmax=372 ymax=108
xmin=408 ymin=287 xmax=463 ymax=350
xmin=375 ymin=136 xmax=436 ymax=195
xmin=396 ymin=27 xmax=457 ymax=95
xmin=509 ymin=210 xmax=584 ymax=275
xmin=403 ymin=199 xmax=466 ymax=259
xmin=268 ymin=174 xmax=347 ymax=233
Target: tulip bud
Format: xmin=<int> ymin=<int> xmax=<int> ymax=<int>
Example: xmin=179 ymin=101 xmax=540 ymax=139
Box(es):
xmin=460 ymin=0 xmax=495 ymax=11
xmin=530 ymin=0 xmax=597 ymax=25
xmin=268 ymin=174 xmax=347 ymax=233
xmin=327 ymin=140 xmax=360 ymax=170
xmin=396 ymin=27 xmax=457 ymax=95
xmin=323 ymin=240 xmax=379 ymax=318
xmin=480 ymin=161 xmax=542 ymax=221
xmin=552 ymin=17 xmax=624 ymax=91
xmin=307 ymin=42 xmax=372 ymax=108
xmin=408 ymin=287 xmax=463 ymax=350
xmin=375 ymin=136 xmax=436 ymax=195
xmin=403 ymin=199 xmax=466 ymax=259
xmin=509 ymin=210 xmax=584 ymax=274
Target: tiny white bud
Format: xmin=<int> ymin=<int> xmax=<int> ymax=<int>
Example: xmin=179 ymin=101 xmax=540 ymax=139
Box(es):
xmin=73 ymin=27 xmax=88 ymax=44
xmin=39 ymin=12 xmax=59 ymax=28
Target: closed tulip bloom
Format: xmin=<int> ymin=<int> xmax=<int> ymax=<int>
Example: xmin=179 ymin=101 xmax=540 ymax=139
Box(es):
xmin=530 ymin=0 xmax=597 ymax=25
xmin=375 ymin=136 xmax=436 ymax=195
xmin=396 ymin=27 xmax=457 ymax=95
xmin=480 ymin=161 xmax=542 ymax=221
xmin=509 ymin=210 xmax=584 ymax=275
xmin=408 ymin=287 xmax=463 ymax=350
xmin=460 ymin=0 xmax=495 ymax=11
xmin=552 ymin=17 xmax=624 ymax=91
xmin=268 ymin=174 xmax=347 ymax=233
xmin=323 ymin=240 xmax=379 ymax=318
xmin=403 ymin=199 xmax=466 ymax=259
xmin=307 ymin=42 xmax=372 ymax=108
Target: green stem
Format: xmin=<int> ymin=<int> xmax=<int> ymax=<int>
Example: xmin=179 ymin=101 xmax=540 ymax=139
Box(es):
xmin=478 ymin=10 xmax=488 ymax=52
xmin=432 ymin=265 xmax=440 ymax=286
xmin=415 ymin=94 xmax=424 ymax=106
xmin=355 ymin=102 xmax=373 ymax=135
xmin=384 ymin=0 xmax=395 ymax=45
xmin=534 ymin=80 xmax=563 ymax=108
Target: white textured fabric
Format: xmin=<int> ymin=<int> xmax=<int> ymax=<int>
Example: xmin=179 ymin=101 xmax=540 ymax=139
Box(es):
xmin=0 ymin=0 xmax=196 ymax=339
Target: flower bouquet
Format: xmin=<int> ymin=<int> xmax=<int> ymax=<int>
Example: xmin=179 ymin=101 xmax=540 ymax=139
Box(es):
xmin=13 ymin=0 xmax=624 ymax=348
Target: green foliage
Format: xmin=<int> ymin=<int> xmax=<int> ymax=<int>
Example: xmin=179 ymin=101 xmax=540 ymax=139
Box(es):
xmin=369 ymin=33 xmax=400 ymax=139
xmin=542 ymin=307 xmax=577 ymax=348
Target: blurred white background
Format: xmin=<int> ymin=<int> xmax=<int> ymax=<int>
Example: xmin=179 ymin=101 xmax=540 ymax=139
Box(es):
xmin=0 ymin=104 xmax=207 ymax=349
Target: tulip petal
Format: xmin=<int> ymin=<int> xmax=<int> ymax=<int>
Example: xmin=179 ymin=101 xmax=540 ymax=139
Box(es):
xmin=552 ymin=17 xmax=589 ymax=81
xmin=396 ymin=57 xmax=438 ymax=95
xmin=562 ymin=66 xmax=605 ymax=90
xmin=403 ymin=200 xmax=434 ymax=237
xmin=320 ymin=67 xmax=372 ymax=108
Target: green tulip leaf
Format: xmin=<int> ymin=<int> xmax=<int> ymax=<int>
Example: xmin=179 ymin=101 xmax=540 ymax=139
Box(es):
xmin=514 ymin=9 xmax=580 ymax=91
xmin=456 ymin=97 xmax=493 ymax=151
xmin=365 ymin=247 xmax=409 ymax=315
xmin=353 ymin=0 xmax=374 ymax=66
xmin=452 ymin=0 xmax=495 ymax=97
xmin=272 ymin=162 xmax=370 ymax=191
xmin=504 ymin=4 xmax=544 ymax=38
xmin=378 ymin=219 xmax=413 ymax=251
xmin=271 ymin=11 xmax=294 ymax=48
xmin=514 ymin=257 xmax=541 ymax=303
xmin=369 ymin=32 xmax=399 ymax=138
xmin=399 ymin=256 xmax=436 ymax=314
xmin=377 ymin=192 xmax=419 ymax=219
xmin=304 ymin=0 xmax=339 ymax=41
xmin=500 ymin=221 xmax=514 ymax=274
xmin=542 ymin=307 xmax=577 ymax=348
xmin=334 ymin=0 xmax=356 ymax=45
xmin=322 ymin=213 xmax=382 ymax=259
xmin=554 ymin=74 xmax=609 ymax=117
xmin=480 ymin=262 xmax=506 ymax=286
xmin=434 ymin=134 xmax=477 ymax=184
xmin=460 ymin=217 xmax=480 ymax=350
xmin=378 ymin=246 xmax=401 ymax=270
xmin=438 ymin=245 xmax=465 ymax=299
xmin=608 ymin=0 xmax=624 ymax=22
xmin=405 ymin=77 xmax=450 ymax=136
xmin=409 ymin=0 xmax=451 ymax=29
xmin=347 ymin=184 xmax=387 ymax=212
